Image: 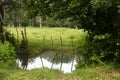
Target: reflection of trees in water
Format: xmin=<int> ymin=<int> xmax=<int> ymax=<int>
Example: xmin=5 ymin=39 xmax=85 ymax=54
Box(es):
xmin=41 ymin=51 xmax=73 ymax=64
xmin=16 ymin=29 xmax=32 ymax=70
xmin=17 ymin=48 xmax=75 ymax=69
xmin=17 ymin=39 xmax=30 ymax=70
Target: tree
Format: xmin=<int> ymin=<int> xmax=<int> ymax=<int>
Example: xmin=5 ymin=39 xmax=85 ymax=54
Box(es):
xmin=24 ymin=0 xmax=120 ymax=64
xmin=0 ymin=2 xmax=4 ymax=43
xmin=1 ymin=0 xmax=120 ymax=64
xmin=78 ymin=0 xmax=120 ymax=64
xmin=0 ymin=0 xmax=19 ymax=43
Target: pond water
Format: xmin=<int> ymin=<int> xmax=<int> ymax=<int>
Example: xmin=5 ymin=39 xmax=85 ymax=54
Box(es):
xmin=16 ymin=51 xmax=77 ymax=73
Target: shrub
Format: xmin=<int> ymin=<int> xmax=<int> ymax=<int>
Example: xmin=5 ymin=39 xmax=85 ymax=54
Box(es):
xmin=0 ymin=42 xmax=16 ymax=64
xmin=76 ymin=33 xmax=120 ymax=68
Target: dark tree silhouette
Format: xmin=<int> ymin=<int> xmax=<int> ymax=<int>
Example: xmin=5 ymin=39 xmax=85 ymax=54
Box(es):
xmin=0 ymin=4 xmax=4 ymax=43
xmin=0 ymin=0 xmax=18 ymax=43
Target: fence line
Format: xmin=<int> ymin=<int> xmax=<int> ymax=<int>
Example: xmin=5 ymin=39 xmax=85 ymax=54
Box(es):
xmin=51 ymin=36 xmax=58 ymax=69
xmin=14 ymin=28 xmax=77 ymax=72
xmin=40 ymin=54 xmax=44 ymax=68
xmin=43 ymin=36 xmax=76 ymax=71
xmin=71 ymin=37 xmax=76 ymax=72
xmin=20 ymin=28 xmax=28 ymax=70
xmin=60 ymin=36 xmax=64 ymax=70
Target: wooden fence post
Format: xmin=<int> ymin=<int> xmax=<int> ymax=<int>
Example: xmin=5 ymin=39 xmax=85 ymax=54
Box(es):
xmin=51 ymin=36 xmax=54 ymax=68
xmin=20 ymin=28 xmax=28 ymax=70
xmin=71 ymin=37 xmax=76 ymax=72
xmin=42 ymin=36 xmax=45 ymax=47
xmin=24 ymin=28 xmax=27 ymax=41
xmin=60 ymin=36 xmax=64 ymax=71
xmin=40 ymin=54 xmax=44 ymax=68
xmin=16 ymin=27 xmax=19 ymax=41
xmin=39 ymin=36 xmax=46 ymax=68
xmin=51 ymin=36 xmax=58 ymax=69
xmin=51 ymin=36 xmax=53 ymax=47
xmin=21 ymin=31 xmax=25 ymax=41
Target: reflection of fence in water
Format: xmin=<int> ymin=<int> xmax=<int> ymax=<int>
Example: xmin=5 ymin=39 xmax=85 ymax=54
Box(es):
xmin=16 ymin=27 xmax=28 ymax=70
xmin=40 ymin=35 xmax=76 ymax=72
xmin=15 ymin=28 xmax=76 ymax=71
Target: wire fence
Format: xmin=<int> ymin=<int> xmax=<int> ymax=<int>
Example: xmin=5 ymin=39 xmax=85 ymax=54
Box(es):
xmin=15 ymin=27 xmax=77 ymax=72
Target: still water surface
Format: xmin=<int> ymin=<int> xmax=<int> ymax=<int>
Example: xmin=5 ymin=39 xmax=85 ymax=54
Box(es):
xmin=17 ymin=51 xmax=77 ymax=73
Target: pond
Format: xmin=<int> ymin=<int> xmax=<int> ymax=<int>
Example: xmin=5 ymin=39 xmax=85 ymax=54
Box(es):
xmin=16 ymin=50 xmax=77 ymax=73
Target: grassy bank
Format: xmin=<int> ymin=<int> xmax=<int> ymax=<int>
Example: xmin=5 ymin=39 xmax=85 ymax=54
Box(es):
xmin=0 ymin=63 xmax=120 ymax=80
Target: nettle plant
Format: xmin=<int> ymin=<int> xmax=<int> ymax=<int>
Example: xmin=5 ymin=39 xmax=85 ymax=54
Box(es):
xmin=0 ymin=42 xmax=16 ymax=64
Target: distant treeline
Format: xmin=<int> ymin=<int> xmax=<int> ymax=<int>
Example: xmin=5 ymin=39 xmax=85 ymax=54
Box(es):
xmin=4 ymin=17 xmax=81 ymax=28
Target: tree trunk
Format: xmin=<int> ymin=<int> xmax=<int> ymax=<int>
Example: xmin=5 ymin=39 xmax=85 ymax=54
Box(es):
xmin=0 ymin=4 xmax=4 ymax=43
xmin=39 ymin=18 xmax=42 ymax=27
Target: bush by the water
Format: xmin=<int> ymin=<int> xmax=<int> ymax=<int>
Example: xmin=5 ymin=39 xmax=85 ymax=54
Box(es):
xmin=0 ymin=42 xmax=16 ymax=64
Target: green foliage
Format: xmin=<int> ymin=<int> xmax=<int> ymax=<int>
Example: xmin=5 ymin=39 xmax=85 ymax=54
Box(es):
xmin=78 ymin=0 xmax=120 ymax=66
xmin=0 ymin=42 xmax=16 ymax=64
xmin=23 ymin=0 xmax=120 ymax=66
xmin=77 ymin=32 xmax=120 ymax=67
xmin=43 ymin=17 xmax=79 ymax=27
xmin=3 ymin=0 xmax=120 ymax=67
xmin=5 ymin=31 xmax=16 ymax=46
xmin=32 ymin=0 xmax=120 ymax=66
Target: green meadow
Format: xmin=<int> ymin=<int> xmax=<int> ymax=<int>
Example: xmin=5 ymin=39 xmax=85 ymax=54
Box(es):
xmin=6 ymin=27 xmax=87 ymax=53
xmin=1 ymin=64 xmax=120 ymax=80
xmin=0 ymin=27 xmax=119 ymax=80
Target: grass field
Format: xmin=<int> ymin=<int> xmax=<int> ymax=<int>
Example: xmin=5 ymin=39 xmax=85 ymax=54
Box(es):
xmin=1 ymin=27 xmax=120 ymax=80
xmin=0 ymin=63 xmax=120 ymax=80
xmin=6 ymin=27 xmax=87 ymax=53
